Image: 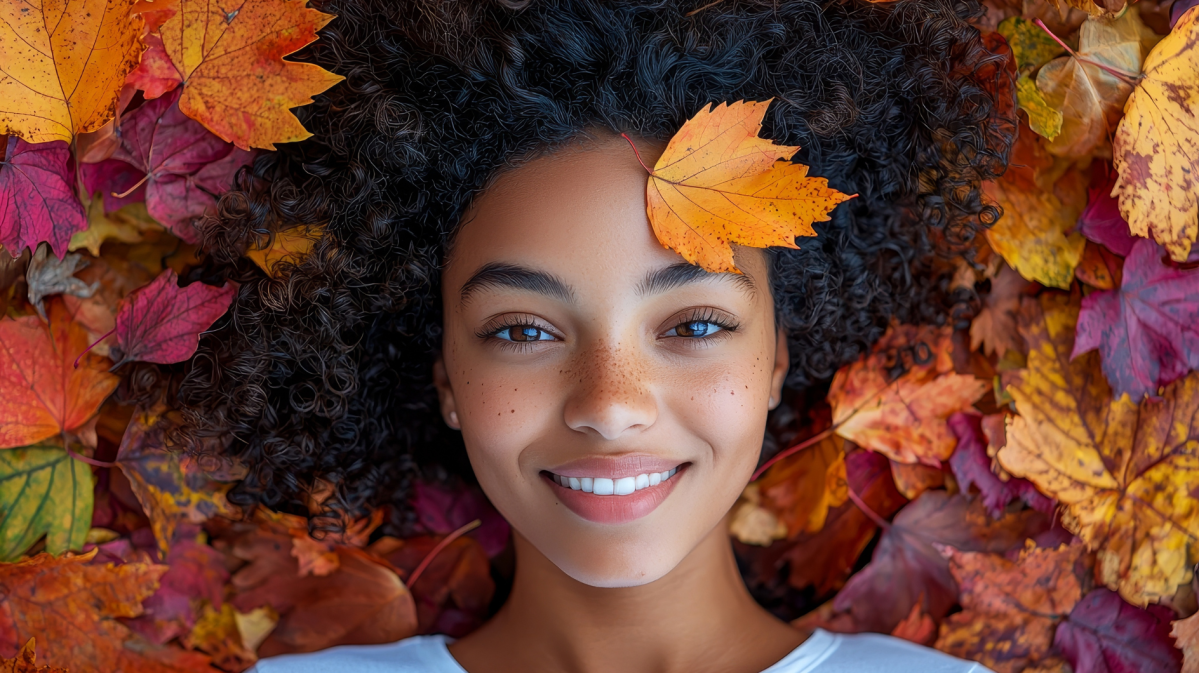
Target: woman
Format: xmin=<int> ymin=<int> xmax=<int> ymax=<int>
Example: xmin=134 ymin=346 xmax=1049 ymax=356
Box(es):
xmin=178 ymin=0 xmax=1011 ymax=670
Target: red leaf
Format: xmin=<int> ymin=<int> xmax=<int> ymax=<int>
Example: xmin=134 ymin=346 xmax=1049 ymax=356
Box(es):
xmin=125 ymin=33 xmax=182 ymax=100
xmin=832 ymin=491 xmax=1049 ymax=634
xmin=124 ymin=532 xmax=229 ymax=645
xmin=1073 ymin=237 xmax=1199 ymax=399
xmin=412 ymin=481 xmax=510 ymax=558
xmin=81 ymin=158 xmax=147 ymax=213
xmin=114 ymin=269 xmax=235 ymax=365
xmin=1054 ymin=588 xmax=1182 ymax=673
xmin=108 ymin=90 xmax=242 ymax=239
xmin=948 ymin=412 xmax=1053 ymax=518
xmin=1078 ymin=164 xmax=1138 ymax=258
xmin=0 ymin=137 xmax=87 ymax=258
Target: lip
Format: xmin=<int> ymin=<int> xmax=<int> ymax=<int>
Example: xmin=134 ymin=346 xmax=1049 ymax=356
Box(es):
xmin=548 ymin=454 xmax=683 ymax=479
xmin=543 ymin=463 xmax=687 ymax=525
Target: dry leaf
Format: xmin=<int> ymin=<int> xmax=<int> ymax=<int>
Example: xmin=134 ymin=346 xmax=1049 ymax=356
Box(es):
xmin=0 ymin=0 xmax=144 ymax=144
xmin=0 ymin=639 xmax=67 ymax=673
xmin=998 ymin=292 xmax=1199 ymax=605
xmin=757 ymin=434 xmax=848 ymax=537
xmin=146 ymin=0 xmax=345 ymax=150
xmin=1112 ymin=6 xmax=1199 ymax=262
xmin=247 ymin=224 xmax=324 ymax=277
xmin=643 ymin=100 xmax=854 ymax=274
xmin=728 ymin=484 xmax=788 ymax=546
xmin=827 ymin=323 xmax=987 ymax=466
xmin=970 ymin=263 xmax=1031 ymax=357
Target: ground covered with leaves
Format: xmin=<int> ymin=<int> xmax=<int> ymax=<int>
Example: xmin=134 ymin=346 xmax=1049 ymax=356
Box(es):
xmin=2 ymin=0 xmax=1199 ymax=671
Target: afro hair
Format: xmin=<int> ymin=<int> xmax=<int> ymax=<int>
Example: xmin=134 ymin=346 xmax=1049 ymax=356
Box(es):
xmin=169 ymin=0 xmax=1014 ymax=532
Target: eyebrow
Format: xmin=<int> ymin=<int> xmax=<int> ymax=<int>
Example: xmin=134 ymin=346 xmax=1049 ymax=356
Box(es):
xmin=459 ymin=262 xmax=576 ymax=304
xmin=636 ymin=262 xmax=756 ymax=297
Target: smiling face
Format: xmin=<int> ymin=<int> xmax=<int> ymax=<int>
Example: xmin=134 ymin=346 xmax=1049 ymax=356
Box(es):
xmin=435 ymin=133 xmax=789 ymax=588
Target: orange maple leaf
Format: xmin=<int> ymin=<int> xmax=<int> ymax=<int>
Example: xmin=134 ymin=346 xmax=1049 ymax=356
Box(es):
xmin=0 ymin=299 xmax=119 ymax=448
xmin=936 ymin=542 xmax=1089 ymax=673
xmin=0 ymin=0 xmax=144 ymax=144
xmin=134 ymin=0 xmax=345 ymax=150
xmin=0 ymin=551 xmax=213 ymax=672
xmin=640 ymin=100 xmax=855 ymax=274
xmin=998 ymin=292 xmax=1199 ymax=606
xmin=826 ymin=323 xmax=988 ymax=467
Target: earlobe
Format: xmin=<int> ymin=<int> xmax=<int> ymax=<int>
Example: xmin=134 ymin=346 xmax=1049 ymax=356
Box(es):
xmin=769 ymin=325 xmax=789 ymax=410
xmin=432 ymin=356 xmax=461 ymax=430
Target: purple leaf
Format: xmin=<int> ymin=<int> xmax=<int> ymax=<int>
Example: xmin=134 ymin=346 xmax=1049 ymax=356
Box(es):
xmin=0 ymin=137 xmax=87 ymax=258
xmin=948 ymin=412 xmax=1053 ymax=518
xmin=1078 ymin=164 xmax=1137 ymax=257
xmin=413 ymin=480 xmax=510 ymax=558
xmin=1073 ymin=237 xmax=1199 ymax=399
xmin=114 ymin=269 xmax=236 ymax=365
xmin=1055 ymin=588 xmax=1181 ymax=673
xmin=81 ymin=158 xmax=147 ymax=213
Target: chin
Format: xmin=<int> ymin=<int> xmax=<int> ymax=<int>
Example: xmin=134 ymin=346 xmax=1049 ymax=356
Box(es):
xmin=547 ymin=542 xmax=683 ymax=588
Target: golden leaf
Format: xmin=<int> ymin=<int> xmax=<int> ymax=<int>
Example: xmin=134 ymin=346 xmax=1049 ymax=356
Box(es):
xmin=0 ymin=0 xmax=144 ymax=144
xmin=644 ymin=100 xmax=854 ymax=274
xmin=1112 ymin=6 xmax=1199 ymax=262
xmin=997 ymin=292 xmax=1199 ymax=605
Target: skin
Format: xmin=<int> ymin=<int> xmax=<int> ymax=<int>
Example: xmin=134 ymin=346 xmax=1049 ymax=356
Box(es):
xmin=433 ymin=133 xmax=806 ymax=673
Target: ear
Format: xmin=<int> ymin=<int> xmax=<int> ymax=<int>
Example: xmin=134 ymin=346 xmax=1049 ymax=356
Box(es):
xmin=433 ymin=355 xmax=461 ymax=429
xmin=768 ymin=325 xmax=789 ymax=410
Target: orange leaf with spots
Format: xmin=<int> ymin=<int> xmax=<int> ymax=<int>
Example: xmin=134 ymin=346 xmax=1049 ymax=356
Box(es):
xmin=0 ymin=298 xmax=119 ymax=448
xmin=826 ymin=323 xmax=988 ymax=467
xmin=0 ymin=0 xmax=144 ymax=144
xmin=641 ymin=100 xmax=855 ymax=274
xmin=133 ymin=0 xmax=345 ymax=149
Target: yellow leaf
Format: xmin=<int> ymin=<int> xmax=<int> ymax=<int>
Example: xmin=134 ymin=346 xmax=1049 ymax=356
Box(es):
xmin=644 ymin=100 xmax=855 ymax=274
xmin=997 ymin=292 xmax=1199 ymax=606
xmin=69 ymin=195 xmax=163 ymax=257
xmin=998 ymin=17 xmax=1065 ymax=74
xmin=157 ymin=0 xmax=345 ymax=150
xmin=1112 ymin=6 xmax=1199 ymax=262
xmin=1036 ymin=10 xmax=1149 ymax=160
xmin=757 ymin=434 xmax=848 ymax=537
xmin=728 ymin=483 xmax=788 ymax=546
xmin=246 ymin=224 xmax=324 ymax=276
xmin=0 ymin=0 xmax=144 ymax=144
xmin=983 ymin=171 xmax=1087 ymax=289
xmin=1017 ymin=76 xmax=1064 ymax=140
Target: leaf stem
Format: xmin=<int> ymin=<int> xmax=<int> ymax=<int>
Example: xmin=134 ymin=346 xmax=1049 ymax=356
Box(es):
xmin=846 ymin=485 xmax=891 ymax=531
xmin=74 ymin=327 xmax=115 ymax=369
xmin=112 ymin=173 xmax=150 ymax=199
xmin=1033 ymin=19 xmax=1141 ymax=84
xmin=620 ymin=133 xmax=653 ymax=174
xmin=405 ymin=518 xmax=482 ymax=589
xmin=751 ymin=427 xmax=836 ymax=481
xmin=65 ymin=445 xmax=116 ymax=468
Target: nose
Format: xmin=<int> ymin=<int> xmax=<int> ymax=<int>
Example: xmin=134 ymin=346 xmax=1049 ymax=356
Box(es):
xmin=562 ymin=342 xmax=657 ymax=440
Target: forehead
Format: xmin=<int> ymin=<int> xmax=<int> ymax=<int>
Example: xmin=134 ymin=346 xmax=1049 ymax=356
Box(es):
xmin=447 ymin=135 xmax=676 ymax=283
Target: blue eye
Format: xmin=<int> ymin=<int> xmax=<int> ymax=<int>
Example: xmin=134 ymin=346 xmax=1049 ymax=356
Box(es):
xmin=495 ymin=325 xmax=554 ymax=342
xmin=669 ymin=321 xmax=722 ymax=338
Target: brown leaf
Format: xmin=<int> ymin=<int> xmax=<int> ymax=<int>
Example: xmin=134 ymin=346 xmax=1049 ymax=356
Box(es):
xmin=757 ymin=434 xmax=848 ymax=537
xmin=0 ymin=639 xmax=67 ymax=673
xmin=970 ymin=263 xmax=1031 ymax=357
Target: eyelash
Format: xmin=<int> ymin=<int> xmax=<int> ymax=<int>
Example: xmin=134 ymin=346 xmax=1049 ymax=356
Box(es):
xmin=478 ymin=309 xmax=739 ymax=352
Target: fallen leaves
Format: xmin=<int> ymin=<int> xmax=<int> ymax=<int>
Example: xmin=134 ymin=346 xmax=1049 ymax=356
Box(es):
xmin=999 ymin=292 xmax=1199 ymax=605
xmin=0 ymin=139 xmax=88 ymax=258
xmin=113 ymin=269 xmax=236 ymax=366
xmin=1112 ymin=5 xmax=1199 ymax=262
xmin=0 ymin=0 xmax=144 ymax=144
xmin=827 ymin=323 xmax=987 ymax=466
xmin=641 ymin=100 xmax=854 ymax=274
xmin=0 ymin=298 xmax=118 ymax=448
xmin=140 ymin=0 xmax=345 ymax=150
xmin=0 ymin=639 xmax=67 ymax=673
xmin=0 ymin=445 xmax=92 ymax=562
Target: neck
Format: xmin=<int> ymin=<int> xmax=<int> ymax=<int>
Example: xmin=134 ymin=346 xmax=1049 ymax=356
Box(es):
xmin=449 ymin=517 xmax=806 ymax=673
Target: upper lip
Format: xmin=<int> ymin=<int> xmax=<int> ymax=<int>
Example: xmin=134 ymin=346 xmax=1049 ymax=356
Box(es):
xmin=546 ymin=454 xmax=686 ymax=479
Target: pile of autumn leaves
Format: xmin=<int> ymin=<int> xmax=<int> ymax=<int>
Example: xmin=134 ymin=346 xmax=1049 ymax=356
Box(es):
xmin=727 ymin=1 xmax=1199 ymax=672
xmin=2 ymin=0 xmax=1199 ymax=671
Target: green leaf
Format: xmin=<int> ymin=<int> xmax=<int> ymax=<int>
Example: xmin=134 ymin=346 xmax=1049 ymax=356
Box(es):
xmin=1017 ymin=76 xmax=1064 ymax=140
xmin=0 ymin=444 xmax=94 ymax=561
xmin=999 ymin=17 xmax=1066 ymax=74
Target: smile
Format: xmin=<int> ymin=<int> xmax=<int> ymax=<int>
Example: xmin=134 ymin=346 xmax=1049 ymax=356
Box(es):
xmin=548 ymin=467 xmax=680 ymax=495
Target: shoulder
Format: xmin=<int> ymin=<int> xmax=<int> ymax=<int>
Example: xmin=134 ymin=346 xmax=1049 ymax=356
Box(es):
xmin=767 ymin=629 xmax=994 ymax=673
xmin=248 ymin=635 xmax=464 ymax=673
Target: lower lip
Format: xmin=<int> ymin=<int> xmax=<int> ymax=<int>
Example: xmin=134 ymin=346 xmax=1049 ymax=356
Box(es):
xmin=544 ymin=467 xmax=685 ymax=525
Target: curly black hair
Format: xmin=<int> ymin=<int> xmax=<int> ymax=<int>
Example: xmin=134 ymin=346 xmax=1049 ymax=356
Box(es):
xmin=170 ymin=0 xmax=1014 ymax=532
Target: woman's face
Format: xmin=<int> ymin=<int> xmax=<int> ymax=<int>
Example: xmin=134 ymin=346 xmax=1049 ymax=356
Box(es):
xmin=435 ymin=134 xmax=788 ymax=587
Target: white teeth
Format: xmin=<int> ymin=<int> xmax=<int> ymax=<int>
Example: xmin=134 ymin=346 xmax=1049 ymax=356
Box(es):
xmin=614 ymin=477 xmax=636 ymax=495
xmin=551 ymin=467 xmax=682 ymax=495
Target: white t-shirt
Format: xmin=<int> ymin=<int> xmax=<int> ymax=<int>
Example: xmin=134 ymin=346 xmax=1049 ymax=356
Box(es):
xmin=250 ymin=628 xmax=993 ymax=672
